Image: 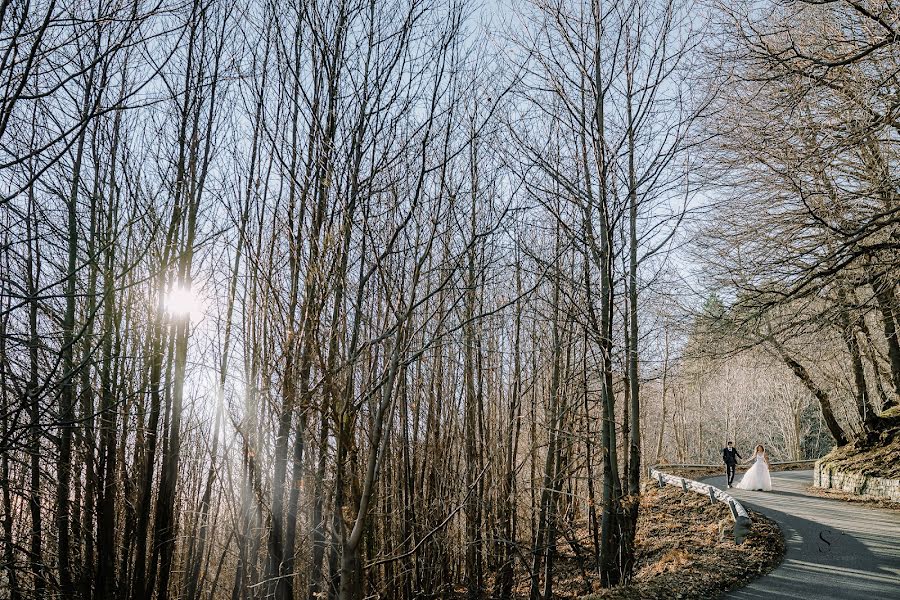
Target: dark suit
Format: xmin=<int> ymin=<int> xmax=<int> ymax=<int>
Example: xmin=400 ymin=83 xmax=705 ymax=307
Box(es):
xmin=723 ymin=447 xmax=742 ymax=485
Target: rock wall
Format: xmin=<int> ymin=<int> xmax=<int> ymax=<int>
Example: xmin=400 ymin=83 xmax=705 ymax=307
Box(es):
xmin=814 ymin=460 xmax=900 ymax=502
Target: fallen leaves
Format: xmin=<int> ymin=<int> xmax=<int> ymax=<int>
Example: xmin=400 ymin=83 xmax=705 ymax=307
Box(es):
xmin=579 ymin=481 xmax=784 ymax=600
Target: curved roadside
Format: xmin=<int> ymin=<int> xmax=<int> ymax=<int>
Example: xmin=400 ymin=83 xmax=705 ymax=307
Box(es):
xmin=703 ymin=470 xmax=900 ymax=599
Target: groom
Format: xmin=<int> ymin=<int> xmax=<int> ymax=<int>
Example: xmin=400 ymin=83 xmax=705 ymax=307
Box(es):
xmin=722 ymin=441 xmax=742 ymax=488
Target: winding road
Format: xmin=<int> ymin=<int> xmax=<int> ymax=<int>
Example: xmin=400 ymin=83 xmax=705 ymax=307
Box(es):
xmin=703 ymin=470 xmax=900 ymax=599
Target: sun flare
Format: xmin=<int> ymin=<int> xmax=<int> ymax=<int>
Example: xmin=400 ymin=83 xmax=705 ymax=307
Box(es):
xmin=164 ymin=285 xmax=205 ymax=321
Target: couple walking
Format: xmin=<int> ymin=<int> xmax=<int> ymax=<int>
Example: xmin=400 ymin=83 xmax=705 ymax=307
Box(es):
xmin=722 ymin=441 xmax=772 ymax=491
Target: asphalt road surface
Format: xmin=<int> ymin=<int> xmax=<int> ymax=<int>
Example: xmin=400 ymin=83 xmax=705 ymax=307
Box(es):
xmin=703 ymin=469 xmax=900 ymax=600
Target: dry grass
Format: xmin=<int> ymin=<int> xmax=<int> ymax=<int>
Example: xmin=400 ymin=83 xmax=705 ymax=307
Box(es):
xmin=579 ymin=484 xmax=784 ymax=599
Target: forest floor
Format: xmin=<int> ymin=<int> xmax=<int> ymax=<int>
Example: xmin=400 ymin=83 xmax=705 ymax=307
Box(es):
xmin=494 ymin=482 xmax=784 ymax=600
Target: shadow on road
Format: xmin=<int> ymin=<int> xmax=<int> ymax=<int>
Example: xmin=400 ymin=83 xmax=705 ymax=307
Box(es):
xmin=702 ymin=471 xmax=900 ymax=600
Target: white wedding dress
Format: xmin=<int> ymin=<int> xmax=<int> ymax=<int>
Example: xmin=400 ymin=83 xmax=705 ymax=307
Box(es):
xmin=735 ymin=451 xmax=772 ymax=491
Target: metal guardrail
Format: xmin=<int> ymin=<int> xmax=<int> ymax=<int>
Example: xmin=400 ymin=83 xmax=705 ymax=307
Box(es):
xmin=647 ymin=460 xmax=820 ymax=544
xmin=648 ymin=466 xmax=752 ymax=544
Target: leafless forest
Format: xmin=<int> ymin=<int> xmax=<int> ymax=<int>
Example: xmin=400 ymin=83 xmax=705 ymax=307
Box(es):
xmin=1 ymin=0 xmax=898 ymax=598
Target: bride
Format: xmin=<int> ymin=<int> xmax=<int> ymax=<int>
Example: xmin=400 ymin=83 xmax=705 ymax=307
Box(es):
xmin=735 ymin=444 xmax=772 ymax=491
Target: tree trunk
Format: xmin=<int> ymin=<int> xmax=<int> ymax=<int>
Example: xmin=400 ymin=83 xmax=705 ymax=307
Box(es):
xmin=870 ymin=271 xmax=900 ymax=406
xmin=58 ymin=69 xmax=94 ymax=600
xmin=655 ymin=325 xmax=670 ymax=463
xmin=777 ymin=349 xmax=848 ymax=445
xmin=837 ymin=288 xmax=878 ymax=429
xmin=464 ymin=197 xmax=483 ymax=600
xmin=0 ymin=243 xmax=21 ymax=600
xmin=494 ymin=255 xmax=523 ymax=600
xmin=26 ymin=193 xmax=45 ymax=600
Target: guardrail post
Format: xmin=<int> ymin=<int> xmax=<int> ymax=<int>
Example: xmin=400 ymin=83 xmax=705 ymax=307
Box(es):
xmin=657 ymin=473 xmax=664 ymax=488
xmin=733 ymin=515 xmax=751 ymax=545
xmin=708 ymin=486 xmax=716 ymax=504
xmin=728 ymin=500 xmax=738 ymax=521
xmin=681 ymin=478 xmax=688 ymax=492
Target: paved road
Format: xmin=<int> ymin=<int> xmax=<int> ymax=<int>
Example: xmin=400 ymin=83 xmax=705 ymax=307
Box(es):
xmin=703 ymin=470 xmax=900 ymax=599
